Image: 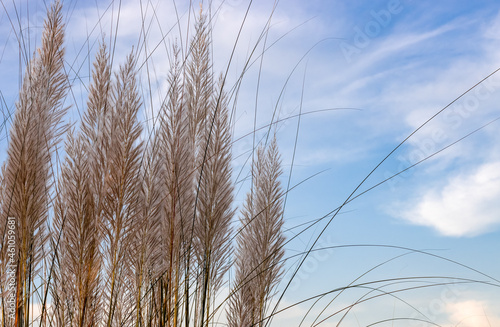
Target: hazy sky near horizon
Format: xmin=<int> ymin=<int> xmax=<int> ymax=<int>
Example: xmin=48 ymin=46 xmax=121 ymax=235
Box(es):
xmin=1 ymin=0 xmax=500 ymax=326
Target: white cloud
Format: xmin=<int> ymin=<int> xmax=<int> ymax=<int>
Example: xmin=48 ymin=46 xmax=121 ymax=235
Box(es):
xmin=446 ymin=300 xmax=500 ymax=327
xmin=399 ymin=161 xmax=500 ymax=237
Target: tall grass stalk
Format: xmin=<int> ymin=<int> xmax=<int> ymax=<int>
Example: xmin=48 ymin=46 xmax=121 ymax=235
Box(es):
xmin=0 ymin=1 xmax=67 ymax=325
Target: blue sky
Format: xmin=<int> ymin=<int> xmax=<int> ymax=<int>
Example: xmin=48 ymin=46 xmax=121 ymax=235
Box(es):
xmin=1 ymin=0 xmax=500 ymax=326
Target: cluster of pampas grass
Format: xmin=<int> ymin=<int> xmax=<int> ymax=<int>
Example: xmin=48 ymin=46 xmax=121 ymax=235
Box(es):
xmin=1 ymin=1 xmax=500 ymax=327
xmin=0 ymin=1 xmax=285 ymax=326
